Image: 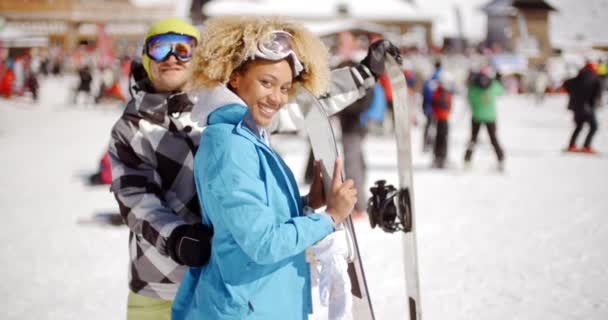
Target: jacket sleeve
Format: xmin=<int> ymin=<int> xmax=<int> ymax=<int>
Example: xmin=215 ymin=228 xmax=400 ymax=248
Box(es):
xmin=316 ymin=64 xmax=376 ymax=116
xmin=108 ymin=118 xmax=187 ymax=256
xmin=590 ymin=77 xmax=602 ymax=108
xmin=467 ymin=87 xmax=474 ymax=109
xmin=492 ymin=81 xmax=505 ymax=96
xmin=199 ymin=130 xmax=334 ymax=265
xmin=563 ymin=78 xmax=573 ymax=93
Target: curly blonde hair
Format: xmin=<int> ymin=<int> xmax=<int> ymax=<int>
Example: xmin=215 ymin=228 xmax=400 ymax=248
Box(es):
xmin=190 ymin=16 xmax=330 ymax=96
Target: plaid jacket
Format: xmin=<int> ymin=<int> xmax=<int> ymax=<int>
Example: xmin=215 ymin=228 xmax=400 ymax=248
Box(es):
xmin=109 ymin=65 xmax=374 ymax=300
xmin=109 ymin=86 xmax=203 ymax=300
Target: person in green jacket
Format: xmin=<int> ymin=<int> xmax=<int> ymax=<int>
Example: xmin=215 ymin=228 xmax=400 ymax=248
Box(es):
xmin=464 ymin=68 xmax=506 ymax=170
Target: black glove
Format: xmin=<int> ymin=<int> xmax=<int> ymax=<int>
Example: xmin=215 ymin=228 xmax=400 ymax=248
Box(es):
xmin=167 ymin=223 xmax=213 ymax=267
xmin=360 ymin=40 xmax=402 ymax=78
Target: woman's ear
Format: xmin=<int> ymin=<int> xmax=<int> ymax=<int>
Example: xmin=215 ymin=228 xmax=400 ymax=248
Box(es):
xmin=228 ymin=73 xmax=240 ymax=91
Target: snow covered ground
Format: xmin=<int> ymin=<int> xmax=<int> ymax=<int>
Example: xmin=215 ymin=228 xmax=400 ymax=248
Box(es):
xmin=1 ymin=76 xmax=607 ymax=319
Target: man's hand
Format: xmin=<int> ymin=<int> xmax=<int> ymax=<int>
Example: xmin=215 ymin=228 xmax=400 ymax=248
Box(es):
xmin=360 ymin=39 xmax=402 ymax=78
xmin=167 ymin=223 xmax=213 ymax=267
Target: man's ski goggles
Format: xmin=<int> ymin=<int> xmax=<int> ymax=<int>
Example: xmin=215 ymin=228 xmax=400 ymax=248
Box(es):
xmin=247 ymin=31 xmax=304 ymax=76
xmin=145 ymin=33 xmax=197 ymax=62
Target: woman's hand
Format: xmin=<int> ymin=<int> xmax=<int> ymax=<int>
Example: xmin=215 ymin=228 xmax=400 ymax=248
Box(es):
xmin=325 ymin=158 xmax=357 ymax=224
xmin=307 ymin=160 xmax=326 ymax=209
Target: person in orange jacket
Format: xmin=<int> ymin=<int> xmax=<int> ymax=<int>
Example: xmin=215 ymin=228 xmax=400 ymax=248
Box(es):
xmin=0 ymin=65 xmax=15 ymax=98
xmin=430 ymin=72 xmax=453 ymax=168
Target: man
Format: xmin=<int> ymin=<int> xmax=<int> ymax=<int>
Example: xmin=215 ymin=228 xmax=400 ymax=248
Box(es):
xmin=109 ymin=17 xmax=401 ymax=319
xmin=563 ymin=62 xmax=602 ymax=153
xmin=335 ymin=60 xmax=374 ymax=218
xmin=109 ymin=18 xmax=210 ymax=320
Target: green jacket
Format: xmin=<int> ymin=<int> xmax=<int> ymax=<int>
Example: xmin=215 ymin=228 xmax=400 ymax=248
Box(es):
xmin=467 ymin=80 xmax=504 ymax=122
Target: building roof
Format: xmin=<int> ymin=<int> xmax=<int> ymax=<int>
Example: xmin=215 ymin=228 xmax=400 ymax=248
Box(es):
xmin=481 ymin=0 xmax=556 ymax=14
xmin=0 ymin=24 xmax=48 ymax=48
xmin=512 ymin=0 xmax=556 ymax=11
xmin=481 ymin=0 xmax=517 ymax=15
xmin=0 ymin=1 xmax=176 ymax=23
xmin=303 ymin=19 xmax=389 ymax=37
xmin=202 ymin=0 xmax=435 ymax=22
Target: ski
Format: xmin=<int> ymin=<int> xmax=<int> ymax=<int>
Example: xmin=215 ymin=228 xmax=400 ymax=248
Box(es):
xmin=296 ymin=86 xmax=375 ymax=320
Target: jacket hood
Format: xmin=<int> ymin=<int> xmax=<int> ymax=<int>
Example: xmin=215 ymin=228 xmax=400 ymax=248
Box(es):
xmin=124 ymin=89 xmax=194 ymax=127
xmin=191 ymin=86 xmax=266 ymax=143
xmin=191 ymin=85 xmax=247 ymax=126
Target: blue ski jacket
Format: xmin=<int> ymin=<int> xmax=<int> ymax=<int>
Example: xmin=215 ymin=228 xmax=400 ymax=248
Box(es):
xmin=360 ymin=84 xmax=387 ymax=127
xmin=422 ymin=68 xmax=441 ymax=116
xmin=171 ymin=101 xmax=334 ymax=320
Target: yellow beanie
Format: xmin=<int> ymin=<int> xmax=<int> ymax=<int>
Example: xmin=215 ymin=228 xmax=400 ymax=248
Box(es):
xmin=142 ymin=17 xmax=201 ymax=79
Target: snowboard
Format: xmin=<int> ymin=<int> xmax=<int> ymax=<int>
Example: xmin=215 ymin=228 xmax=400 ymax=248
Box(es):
xmin=365 ymin=56 xmax=422 ymax=320
xmin=296 ymin=86 xmax=375 ymax=319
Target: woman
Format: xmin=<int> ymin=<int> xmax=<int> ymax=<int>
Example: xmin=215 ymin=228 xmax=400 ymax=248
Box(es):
xmin=171 ymin=17 xmax=357 ymax=320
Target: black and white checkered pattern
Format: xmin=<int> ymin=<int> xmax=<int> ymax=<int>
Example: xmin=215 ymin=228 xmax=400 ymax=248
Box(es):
xmin=109 ymin=89 xmax=203 ymax=300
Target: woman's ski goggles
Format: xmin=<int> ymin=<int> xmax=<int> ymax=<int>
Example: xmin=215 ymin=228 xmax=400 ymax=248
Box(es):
xmin=247 ymin=31 xmax=304 ymax=76
xmin=145 ymin=33 xmax=197 ymax=62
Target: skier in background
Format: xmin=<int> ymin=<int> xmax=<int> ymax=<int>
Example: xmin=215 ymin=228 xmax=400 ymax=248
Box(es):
xmin=430 ymin=72 xmax=454 ymax=169
xmin=12 ymin=56 xmax=25 ymax=95
xmin=360 ymin=83 xmax=388 ymax=135
xmin=336 ymin=60 xmax=374 ymax=218
xmin=88 ymin=151 xmax=112 ymax=186
xmin=532 ymin=63 xmax=549 ymax=106
xmin=0 ymin=60 xmax=15 ymax=98
xmin=25 ymin=68 xmax=39 ymax=101
xmin=421 ymin=60 xmax=442 ymax=152
xmin=74 ymin=65 xmax=93 ymax=105
xmin=464 ymin=67 xmax=506 ymax=171
xmin=563 ymin=61 xmax=603 ymax=154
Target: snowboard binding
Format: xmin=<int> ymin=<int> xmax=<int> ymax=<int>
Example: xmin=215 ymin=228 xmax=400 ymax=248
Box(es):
xmin=367 ymin=180 xmax=412 ymax=233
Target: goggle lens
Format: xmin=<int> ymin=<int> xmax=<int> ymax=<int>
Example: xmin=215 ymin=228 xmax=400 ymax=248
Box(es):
xmin=146 ymin=34 xmax=196 ymax=62
xmin=261 ymin=31 xmax=294 ymax=55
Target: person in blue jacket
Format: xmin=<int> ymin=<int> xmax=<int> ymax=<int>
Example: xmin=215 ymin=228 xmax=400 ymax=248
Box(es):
xmin=421 ymin=60 xmax=442 ymax=152
xmin=171 ymin=17 xmax=358 ymax=320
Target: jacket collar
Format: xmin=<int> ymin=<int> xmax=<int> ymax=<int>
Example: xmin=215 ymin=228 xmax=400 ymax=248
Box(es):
xmin=206 ymin=103 xmax=267 ymax=148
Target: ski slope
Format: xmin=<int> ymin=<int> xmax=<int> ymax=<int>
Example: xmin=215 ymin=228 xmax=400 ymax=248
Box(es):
xmin=0 ymin=76 xmax=607 ymax=319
